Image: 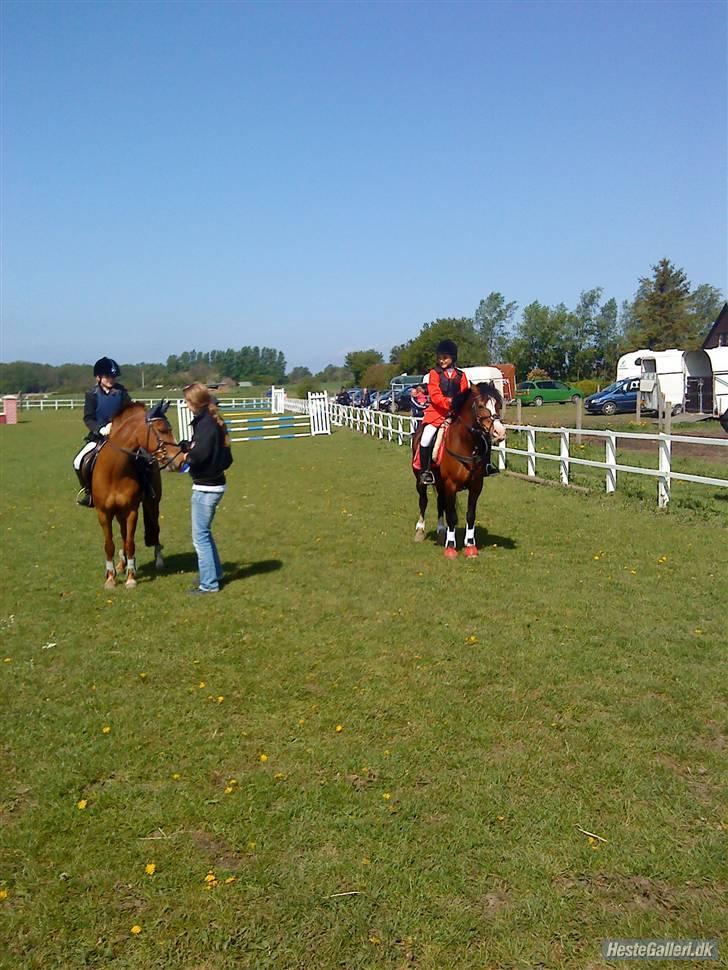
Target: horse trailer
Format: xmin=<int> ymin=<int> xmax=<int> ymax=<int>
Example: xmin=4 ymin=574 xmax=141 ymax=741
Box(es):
xmin=639 ymin=349 xmax=728 ymax=416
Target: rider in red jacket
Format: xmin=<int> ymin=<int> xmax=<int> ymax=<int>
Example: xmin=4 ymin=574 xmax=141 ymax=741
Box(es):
xmin=418 ymin=340 xmax=469 ymax=484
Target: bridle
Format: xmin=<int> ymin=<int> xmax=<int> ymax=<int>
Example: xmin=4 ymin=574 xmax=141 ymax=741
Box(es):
xmin=141 ymin=416 xmax=184 ymax=470
xmin=445 ymin=392 xmax=501 ymax=468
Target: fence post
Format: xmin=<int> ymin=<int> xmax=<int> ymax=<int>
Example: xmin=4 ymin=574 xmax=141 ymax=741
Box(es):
xmin=575 ymin=397 xmax=582 ymax=445
xmin=497 ymin=437 xmax=507 ymax=471
xmin=526 ymin=427 xmax=536 ymax=477
xmin=560 ymin=428 xmax=570 ymax=485
xmin=658 ymin=434 xmax=671 ymax=508
xmin=636 ymin=392 xmax=641 ymax=423
xmin=516 ymin=399 xmax=522 ymax=426
xmin=605 ymin=431 xmax=617 ymax=494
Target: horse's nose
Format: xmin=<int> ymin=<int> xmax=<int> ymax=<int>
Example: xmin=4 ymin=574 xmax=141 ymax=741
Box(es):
xmin=492 ymin=421 xmax=507 ymax=442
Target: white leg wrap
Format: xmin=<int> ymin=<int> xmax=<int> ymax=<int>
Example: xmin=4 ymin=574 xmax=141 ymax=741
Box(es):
xmin=416 ymin=518 xmax=425 ymax=531
xmin=126 ymin=558 xmax=136 ymax=573
xmin=106 ymin=560 xmax=114 ymax=572
xmin=465 ymin=526 xmax=476 ymax=546
xmin=446 ymin=529 xmax=456 ymax=548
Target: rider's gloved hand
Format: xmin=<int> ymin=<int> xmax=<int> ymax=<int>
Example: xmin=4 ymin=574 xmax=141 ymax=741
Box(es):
xmin=99 ymin=423 xmax=112 ymax=436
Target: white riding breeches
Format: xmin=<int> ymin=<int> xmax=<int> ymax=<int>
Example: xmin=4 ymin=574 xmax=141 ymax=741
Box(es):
xmin=420 ymin=423 xmax=437 ymax=447
xmin=73 ymin=441 xmax=97 ymax=470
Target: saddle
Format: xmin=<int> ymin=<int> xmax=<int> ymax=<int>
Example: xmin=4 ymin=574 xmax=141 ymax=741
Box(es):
xmin=412 ymin=422 xmax=449 ymax=471
xmin=78 ymin=440 xmax=107 ymax=496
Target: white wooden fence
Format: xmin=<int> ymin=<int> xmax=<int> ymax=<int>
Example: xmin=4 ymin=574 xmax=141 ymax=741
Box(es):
xmin=320 ymin=401 xmax=728 ymax=509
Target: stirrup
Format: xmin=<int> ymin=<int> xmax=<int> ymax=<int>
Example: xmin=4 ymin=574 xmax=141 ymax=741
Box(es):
xmin=485 ymin=463 xmax=499 ymax=476
xmin=76 ymin=488 xmax=93 ymax=507
xmin=419 ymin=469 xmax=435 ymax=486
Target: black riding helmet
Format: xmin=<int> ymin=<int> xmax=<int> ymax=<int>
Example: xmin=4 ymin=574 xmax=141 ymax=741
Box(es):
xmin=94 ymin=357 xmax=121 ymax=378
xmin=436 ymin=339 xmax=458 ymax=362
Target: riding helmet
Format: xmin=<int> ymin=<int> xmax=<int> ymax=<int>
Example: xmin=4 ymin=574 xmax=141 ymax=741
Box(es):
xmin=436 ymin=339 xmax=458 ymax=362
xmin=93 ymin=357 xmax=121 ymax=378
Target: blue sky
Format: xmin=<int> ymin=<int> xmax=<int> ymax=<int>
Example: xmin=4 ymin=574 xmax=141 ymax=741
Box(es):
xmin=2 ymin=0 xmax=726 ymax=372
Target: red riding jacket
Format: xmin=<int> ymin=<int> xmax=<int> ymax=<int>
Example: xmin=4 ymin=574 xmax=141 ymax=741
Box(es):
xmin=422 ymin=366 xmax=469 ymax=427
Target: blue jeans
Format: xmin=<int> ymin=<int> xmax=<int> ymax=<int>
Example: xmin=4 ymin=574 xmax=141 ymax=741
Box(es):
xmin=191 ymin=489 xmax=224 ymax=591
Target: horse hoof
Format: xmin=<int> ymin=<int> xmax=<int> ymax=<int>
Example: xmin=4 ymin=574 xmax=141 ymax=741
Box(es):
xmin=414 ymin=529 xmax=425 ymax=543
xmin=104 ymin=575 xmax=115 ymax=589
xmin=125 ymin=577 xmax=137 ymax=589
xmin=464 ymin=545 xmax=479 ymax=558
xmin=444 ymin=547 xmax=458 ymax=559
xmin=155 ymin=556 xmax=165 ymax=571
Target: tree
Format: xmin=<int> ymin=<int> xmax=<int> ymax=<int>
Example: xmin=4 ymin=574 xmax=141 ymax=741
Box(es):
xmin=473 ymin=292 xmax=518 ymax=363
xmin=287 ymin=366 xmax=312 ymax=384
xmin=314 ymin=364 xmax=353 ymax=385
xmin=504 ymin=302 xmax=571 ymax=379
xmin=687 ymin=284 xmax=725 ymax=345
xmin=392 ymin=318 xmax=486 ymax=374
xmin=361 ymin=363 xmax=398 ymax=390
xmin=345 ymin=350 xmax=384 ymax=384
xmin=626 ymin=258 xmax=692 ymax=350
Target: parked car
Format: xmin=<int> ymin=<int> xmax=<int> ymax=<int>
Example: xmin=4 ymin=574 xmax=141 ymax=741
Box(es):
xmin=585 ymin=378 xmax=641 ymax=415
xmin=516 ymin=380 xmax=583 ymax=406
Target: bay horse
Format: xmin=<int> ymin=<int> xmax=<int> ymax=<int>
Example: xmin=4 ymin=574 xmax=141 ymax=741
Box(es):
xmin=91 ymin=401 xmax=184 ymax=588
xmin=412 ymin=382 xmax=507 ymax=558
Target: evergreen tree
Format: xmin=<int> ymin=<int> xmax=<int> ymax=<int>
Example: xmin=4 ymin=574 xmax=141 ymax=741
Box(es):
xmin=627 ymin=258 xmax=692 ymax=350
xmin=473 ymin=292 xmax=518 ymax=363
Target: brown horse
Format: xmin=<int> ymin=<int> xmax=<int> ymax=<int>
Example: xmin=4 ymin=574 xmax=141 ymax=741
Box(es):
xmin=413 ymin=382 xmax=507 ymax=558
xmin=92 ymin=401 xmax=184 ymax=588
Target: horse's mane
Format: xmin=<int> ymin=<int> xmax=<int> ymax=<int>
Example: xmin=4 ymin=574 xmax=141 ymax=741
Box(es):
xmin=451 ymin=381 xmax=503 ymax=416
xmin=112 ymin=401 xmax=146 ymax=428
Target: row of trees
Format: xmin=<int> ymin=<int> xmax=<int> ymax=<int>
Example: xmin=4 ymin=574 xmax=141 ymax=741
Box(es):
xmin=340 ymin=259 xmax=724 ymax=389
xmin=2 ymin=259 xmax=722 ymax=394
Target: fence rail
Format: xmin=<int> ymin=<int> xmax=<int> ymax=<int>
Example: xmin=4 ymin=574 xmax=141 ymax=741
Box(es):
xmin=18 ymin=396 xmax=273 ymax=410
xmin=317 ymin=400 xmax=728 ymax=509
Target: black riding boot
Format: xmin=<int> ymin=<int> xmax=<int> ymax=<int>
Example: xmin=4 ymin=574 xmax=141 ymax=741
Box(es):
xmin=419 ymin=442 xmax=435 ymax=485
xmin=484 ymin=461 xmax=499 ymax=476
xmin=75 ymin=467 xmax=93 ymax=507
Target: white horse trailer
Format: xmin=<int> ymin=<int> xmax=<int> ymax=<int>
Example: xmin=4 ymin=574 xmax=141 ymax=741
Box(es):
xmin=705 ymin=347 xmax=728 ymax=417
xmin=616 ymin=350 xmax=651 ymax=381
xmin=461 ymin=366 xmax=508 ymax=400
xmin=640 ymin=349 xmax=722 ymax=415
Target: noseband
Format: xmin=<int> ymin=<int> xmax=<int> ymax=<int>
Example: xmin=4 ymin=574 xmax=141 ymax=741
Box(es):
xmin=143 ymin=417 xmax=183 ymax=470
xmin=445 ymin=394 xmax=500 ymax=468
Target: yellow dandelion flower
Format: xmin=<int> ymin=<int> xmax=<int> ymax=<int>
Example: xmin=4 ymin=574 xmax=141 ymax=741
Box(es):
xmin=102 ymin=726 xmax=111 ymax=734
xmin=198 ymin=681 xmax=206 ymax=689
xmin=335 ymin=724 xmax=343 ymax=733
xmin=130 ymin=925 xmax=142 ymax=935
xmin=496 ymin=815 xmax=505 ymax=821
xmin=3 ymin=658 xmax=12 ymax=663
xmin=382 ymin=792 xmax=391 ymax=801
xmin=274 ymin=772 xmax=285 ymax=781
xmin=224 ymin=876 xmax=236 ymax=884
xmin=205 ymin=872 xmax=216 ymax=883
xmin=224 ymin=786 xmax=234 ymax=795
xmin=694 ymin=629 xmax=704 ymax=635
xmin=369 ymin=935 xmax=382 ymax=945
xmin=259 ymin=753 xmax=268 ymax=763
xmin=383 ymin=749 xmax=390 ymax=756
xmin=0 ymin=889 xmax=8 ymax=900
xmin=362 ymin=857 xmax=371 ymax=865
xmin=247 ymin=841 xmax=256 ymax=850
xmin=145 ymin=863 xmax=156 ymax=875
xmin=138 ymin=672 xmax=147 ymax=680
xmin=465 ymin=635 xmax=478 ymax=645
xmin=217 ymin=695 xmax=224 ymax=703
xmin=171 ymin=772 xmax=181 ymax=780
xmin=77 ymin=799 xmax=88 ymax=810
xmin=298 ymin=718 xmax=305 ymax=726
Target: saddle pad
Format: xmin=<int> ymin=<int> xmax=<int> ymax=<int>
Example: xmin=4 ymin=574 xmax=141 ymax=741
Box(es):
xmin=412 ymin=421 xmax=449 ymax=471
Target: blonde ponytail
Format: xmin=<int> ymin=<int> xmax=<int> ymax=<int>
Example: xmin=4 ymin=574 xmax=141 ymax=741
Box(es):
xmin=183 ymin=382 xmax=228 ymax=435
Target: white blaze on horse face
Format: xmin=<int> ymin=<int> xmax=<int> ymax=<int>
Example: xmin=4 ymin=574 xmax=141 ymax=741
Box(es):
xmin=484 ymin=400 xmax=507 ymax=442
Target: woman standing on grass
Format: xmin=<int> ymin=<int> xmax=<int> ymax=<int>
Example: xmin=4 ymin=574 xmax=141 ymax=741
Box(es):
xmin=179 ymin=383 xmax=233 ymax=595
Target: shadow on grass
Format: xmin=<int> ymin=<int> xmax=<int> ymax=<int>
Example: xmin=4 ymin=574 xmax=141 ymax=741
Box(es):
xmin=423 ymin=529 xmax=516 ymax=550
xmin=138 ymin=554 xmax=284 ymax=584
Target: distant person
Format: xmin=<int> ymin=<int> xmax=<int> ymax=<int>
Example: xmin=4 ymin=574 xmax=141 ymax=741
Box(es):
xmin=360 ymin=387 xmax=370 ymax=407
xmin=336 ymin=388 xmax=351 ymax=406
xmin=73 ymin=357 xmax=131 ymax=506
xmin=410 ymin=384 xmax=428 ymax=421
xmin=178 ymin=383 xmax=233 ymax=594
xmin=418 ymin=340 xmax=469 ymax=485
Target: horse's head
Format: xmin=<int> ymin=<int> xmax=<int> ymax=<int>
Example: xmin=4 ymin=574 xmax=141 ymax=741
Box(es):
xmin=470 ymin=382 xmax=507 ymax=443
xmin=112 ymin=401 xmax=185 ymax=470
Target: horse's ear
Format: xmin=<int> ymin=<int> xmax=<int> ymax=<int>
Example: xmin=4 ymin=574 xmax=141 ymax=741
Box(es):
xmin=148 ymin=400 xmax=168 ymax=420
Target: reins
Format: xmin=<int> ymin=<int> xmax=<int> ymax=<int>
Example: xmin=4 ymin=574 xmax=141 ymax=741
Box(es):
xmin=445 ymin=396 xmax=497 ymax=469
xmin=105 ymin=414 xmax=182 ymax=470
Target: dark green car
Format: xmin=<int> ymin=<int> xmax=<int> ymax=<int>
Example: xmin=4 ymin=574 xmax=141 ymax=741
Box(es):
xmin=516 ymin=380 xmax=583 ymax=406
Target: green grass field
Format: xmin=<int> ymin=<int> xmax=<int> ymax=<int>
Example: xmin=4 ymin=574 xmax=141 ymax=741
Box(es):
xmin=1 ymin=411 xmax=726 ymax=968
